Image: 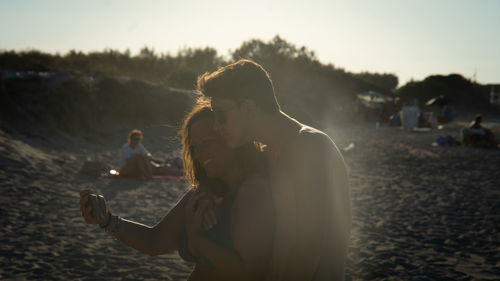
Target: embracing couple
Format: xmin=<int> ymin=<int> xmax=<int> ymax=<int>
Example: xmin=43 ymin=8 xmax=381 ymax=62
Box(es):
xmin=80 ymin=59 xmax=350 ymax=281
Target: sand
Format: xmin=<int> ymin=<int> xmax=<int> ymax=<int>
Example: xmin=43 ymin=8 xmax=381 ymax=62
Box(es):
xmin=1 ymin=121 xmax=500 ymax=280
xmin=327 ymin=123 xmax=500 ymax=280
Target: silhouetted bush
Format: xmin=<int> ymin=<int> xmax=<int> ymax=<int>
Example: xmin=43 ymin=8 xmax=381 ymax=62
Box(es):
xmin=396 ymin=74 xmax=491 ymax=110
xmin=0 ymin=75 xmax=194 ymax=136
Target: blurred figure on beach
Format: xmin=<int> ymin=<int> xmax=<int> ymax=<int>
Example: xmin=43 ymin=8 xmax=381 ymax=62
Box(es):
xmin=388 ymin=97 xmax=402 ymax=127
xmin=401 ymin=99 xmax=420 ymax=130
xmin=118 ymin=129 xmax=183 ymax=178
xmin=461 ymin=114 xmax=498 ymax=148
xmin=417 ymin=112 xmax=433 ymax=128
xmin=118 ymin=129 xmax=153 ymax=178
xmin=79 ymin=105 xmax=274 ymax=280
xmin=198 ymin=59 xmax=350 ymax=281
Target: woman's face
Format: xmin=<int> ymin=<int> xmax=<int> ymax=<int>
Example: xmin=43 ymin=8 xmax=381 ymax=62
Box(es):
xmin=129 ymin=134 xmax=141 ymax=148
xmin=189 ymin=118 xmax=233 ymax=179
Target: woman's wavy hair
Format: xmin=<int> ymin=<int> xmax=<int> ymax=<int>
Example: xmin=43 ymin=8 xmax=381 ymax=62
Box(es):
xmin=181 ymin=104 xmax=212 ymax=188
xmin=181 ymin=103 xmax=266 ymax=191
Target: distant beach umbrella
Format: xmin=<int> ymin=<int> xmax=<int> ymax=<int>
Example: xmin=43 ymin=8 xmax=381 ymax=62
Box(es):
xmin=357 ymin=91 xmax=388 ymax=109
xmin=425 ymin=95 xmax=452 ymax=106
xmin=357 ymin=91 xmax=387 ymax=103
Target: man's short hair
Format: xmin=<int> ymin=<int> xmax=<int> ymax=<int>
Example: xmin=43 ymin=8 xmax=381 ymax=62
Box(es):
xmin=197 ymin=59 xmax=281 ymax=114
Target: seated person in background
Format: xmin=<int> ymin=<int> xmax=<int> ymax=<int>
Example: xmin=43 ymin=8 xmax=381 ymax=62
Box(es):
xmin=470 ymin=114 xmax=485 ymax=130
xmin=119 ymin=129 xmax=153 ymax=178
xmin=461 ymin=114 xmax=497 ymax=147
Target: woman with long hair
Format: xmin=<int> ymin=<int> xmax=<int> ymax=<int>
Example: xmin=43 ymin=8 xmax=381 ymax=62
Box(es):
xmin=79 ymin=104 xmax=274 ymax=280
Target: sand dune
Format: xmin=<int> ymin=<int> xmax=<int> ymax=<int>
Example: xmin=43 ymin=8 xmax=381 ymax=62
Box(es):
xmin=1 ymin=121 xmax=500 ymax=280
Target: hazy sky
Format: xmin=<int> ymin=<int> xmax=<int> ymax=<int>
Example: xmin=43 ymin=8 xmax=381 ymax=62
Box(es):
xmin=1 ymin=0 xmax=499 ymax=86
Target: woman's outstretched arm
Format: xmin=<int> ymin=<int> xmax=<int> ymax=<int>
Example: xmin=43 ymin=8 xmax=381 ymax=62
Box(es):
xmin=79 ymin=189 xmax=192 ymax=256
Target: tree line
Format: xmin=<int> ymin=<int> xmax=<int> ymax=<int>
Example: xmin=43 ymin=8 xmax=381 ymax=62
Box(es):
xmin=1 ymin=36 xmax=400 ymax=124
xmin=4 ymin=36 xmax=491 ymax=124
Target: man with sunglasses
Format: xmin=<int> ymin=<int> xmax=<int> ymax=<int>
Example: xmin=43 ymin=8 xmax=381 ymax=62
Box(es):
xmin=197 ymin=59 xmax=351 ymax=281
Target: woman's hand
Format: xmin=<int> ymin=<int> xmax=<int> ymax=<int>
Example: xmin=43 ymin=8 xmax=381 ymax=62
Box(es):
xmin=79 ymin=189 xmax=108 ymax=225
xmin=202 ymin=194 xmax=223 ymax=230
xmin=185 ymin=190 xmax=212 ymax=238
xmin=196 ymin=182 xmax=224 ymax=230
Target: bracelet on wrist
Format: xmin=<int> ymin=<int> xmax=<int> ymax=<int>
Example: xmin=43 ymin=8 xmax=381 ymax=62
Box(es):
xmin=99 ymin=212 xmax=112 ymax=229
xmin=105 ymin=214 xmax=123 ymax=236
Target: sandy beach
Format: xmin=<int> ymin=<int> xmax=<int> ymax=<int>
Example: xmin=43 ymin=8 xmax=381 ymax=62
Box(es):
xmin=1 ymin=120 xmax=499 ymax=280
xmin=330 ymin=123 xmax=500 ymax=280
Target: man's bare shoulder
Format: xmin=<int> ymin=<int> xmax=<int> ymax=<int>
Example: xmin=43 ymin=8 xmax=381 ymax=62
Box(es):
xmin=279 ymin=124 xmax=344 ymax=167
xmin=292 ymin=125 xmax=334 ymax=151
